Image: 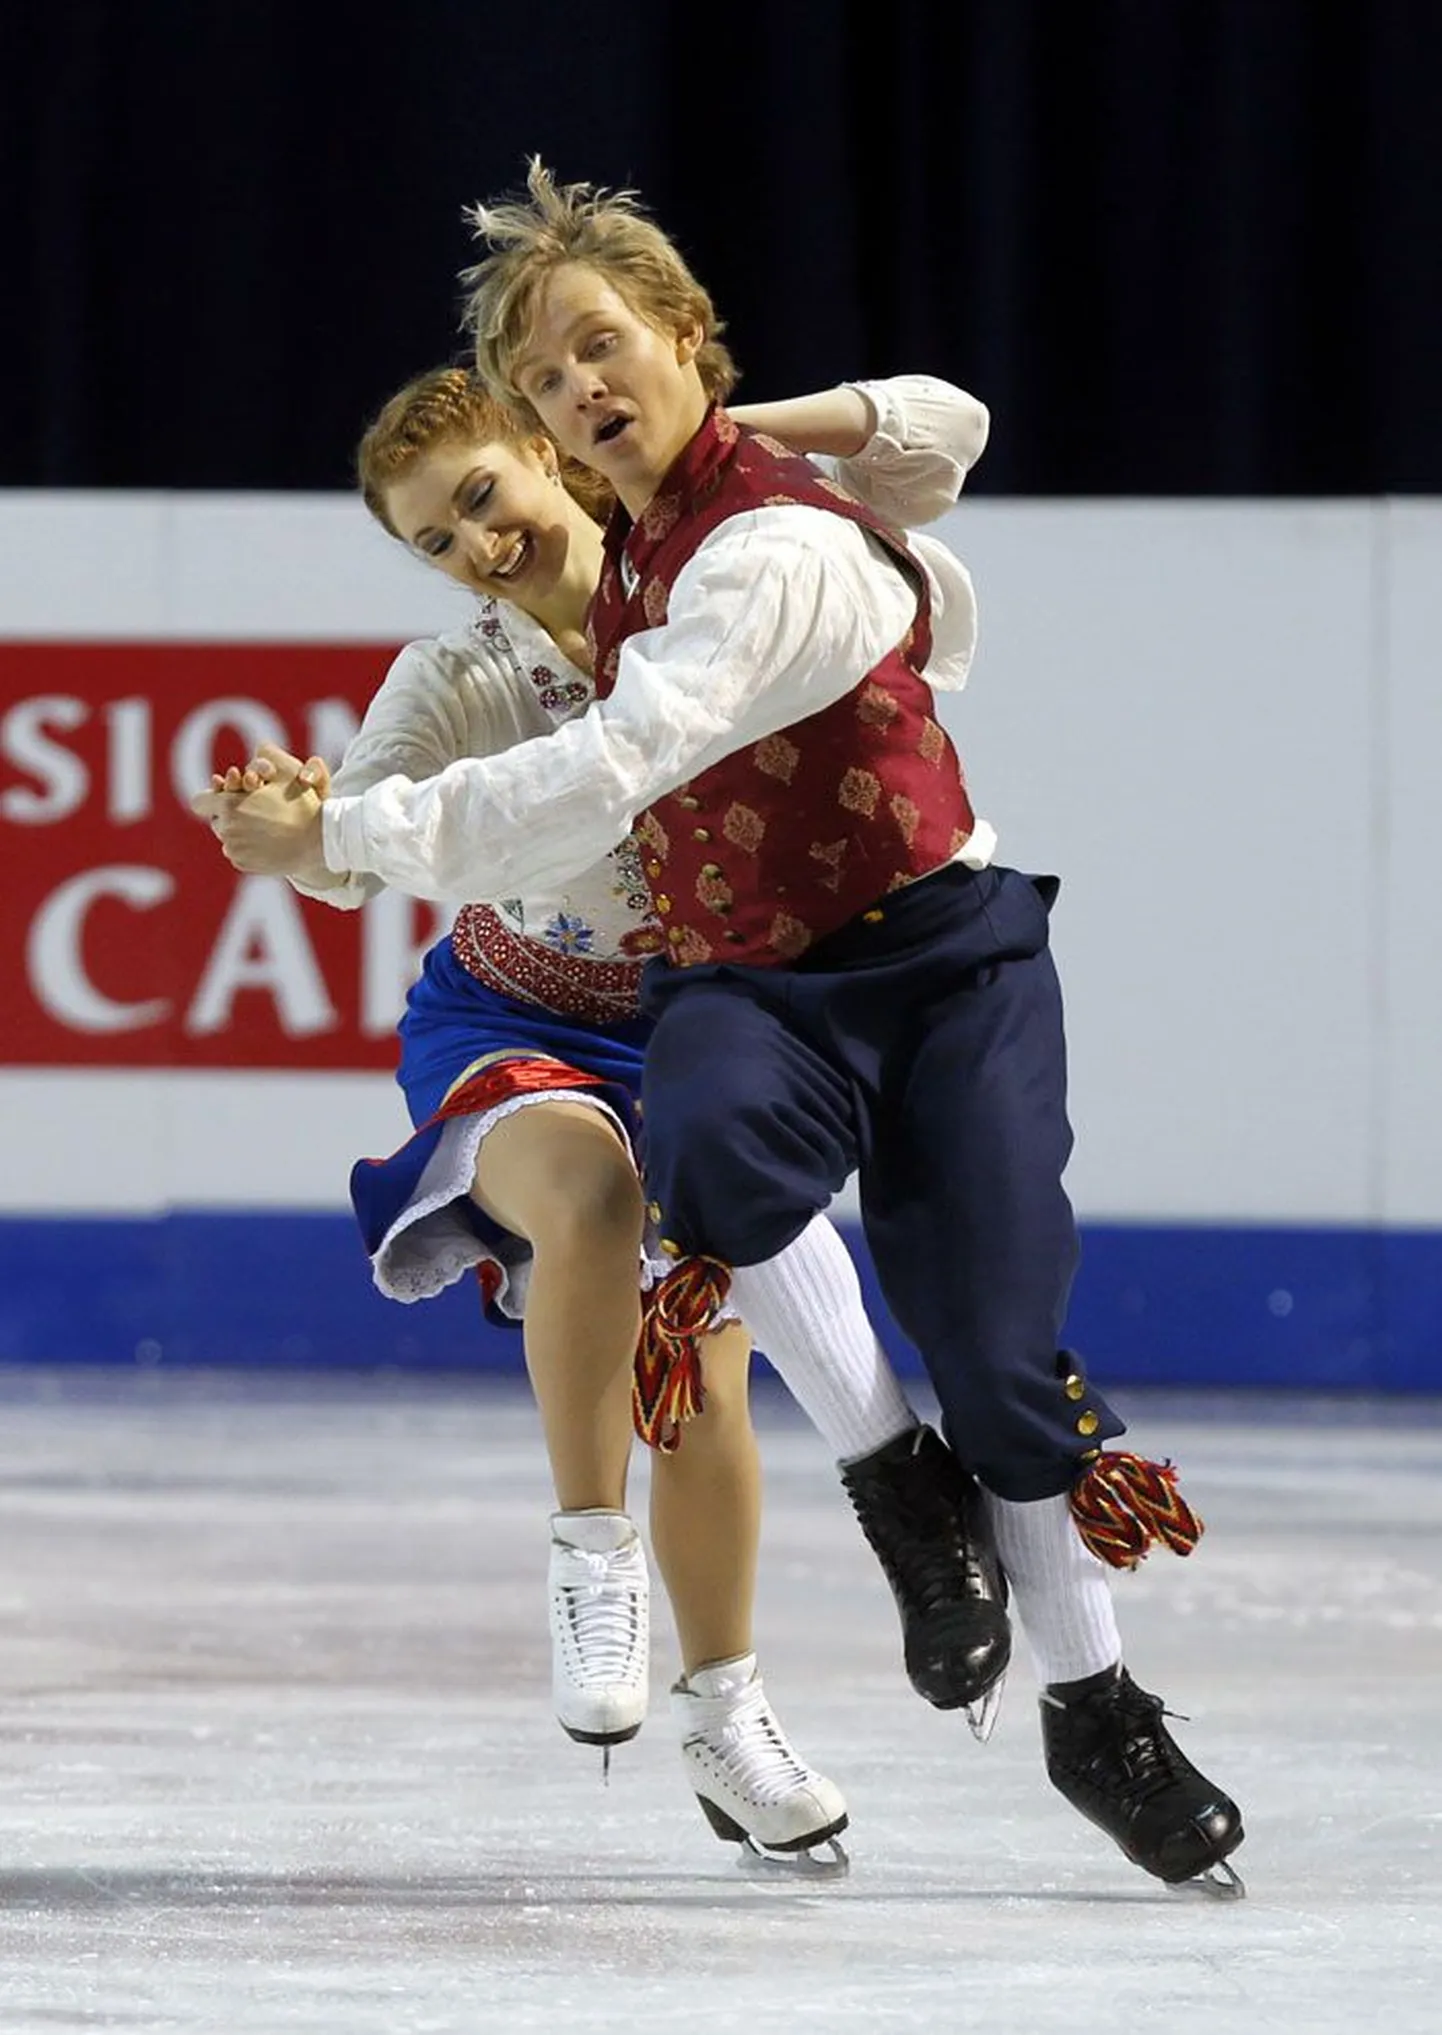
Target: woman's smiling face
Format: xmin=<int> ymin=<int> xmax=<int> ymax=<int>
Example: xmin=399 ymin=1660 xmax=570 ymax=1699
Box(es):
xmin=384 ymin=434 xmax=573 ymax=603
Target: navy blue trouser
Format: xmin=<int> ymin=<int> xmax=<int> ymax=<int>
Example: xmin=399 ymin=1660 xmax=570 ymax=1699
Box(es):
xmin=638 ymin=863 xmax=1126 ymax=1500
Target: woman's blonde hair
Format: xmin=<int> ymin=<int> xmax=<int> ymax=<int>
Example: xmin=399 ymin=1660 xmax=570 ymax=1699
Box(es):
xmin=355 ymin=363 xmax=613 ymax=534
xmin=460 ymin=158 xmax=737 ymax=413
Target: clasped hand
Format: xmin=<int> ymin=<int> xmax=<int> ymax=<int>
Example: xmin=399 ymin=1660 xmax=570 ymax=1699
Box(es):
xmin=190 ymin=741 xmax=332 ymax=880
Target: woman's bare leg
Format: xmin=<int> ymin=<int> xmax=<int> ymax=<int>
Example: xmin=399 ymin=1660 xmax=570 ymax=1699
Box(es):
xmin=653 ymin=1326 xmax=848 ymax=1858
xmin=472 ymin=1100 xmax=642 ymax=1512
xmin=647 ymin=1322 xmax=759 ymax=1674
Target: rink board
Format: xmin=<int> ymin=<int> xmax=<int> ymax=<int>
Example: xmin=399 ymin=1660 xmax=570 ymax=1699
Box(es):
xmin=5 ymin=493 xmax=1442 ymax=1390
xmin=2 ymin=1209 xmax=1439 ymax=1392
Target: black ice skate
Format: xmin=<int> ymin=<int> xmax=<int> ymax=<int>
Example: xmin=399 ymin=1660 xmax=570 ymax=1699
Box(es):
xmin=840 ymin=1424 xmax=1011 ymax=1737
xmin=1041 ymin=1664 xmax=1245 ymax=1896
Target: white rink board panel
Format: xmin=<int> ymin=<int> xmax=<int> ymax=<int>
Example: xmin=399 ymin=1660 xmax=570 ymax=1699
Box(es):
xmin=0 ymin=491 xmax=460 ymax=642
xmin=929 ymin=498 xmax=1375 ymax=1222
xmin=3 ymin=492 xmax=1440 ymax=1228
xmin=1380 ymin=501 xmax=1442 ymax=1224
xmin=0 ymin=1069 xmax=408 ymax=1214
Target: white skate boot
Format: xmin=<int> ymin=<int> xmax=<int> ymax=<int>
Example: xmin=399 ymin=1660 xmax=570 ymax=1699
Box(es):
xmin=672 ymin=1653 xmax=849 ymax=1874
xmin=549 ymin=1510 xmax=650 ymax=1758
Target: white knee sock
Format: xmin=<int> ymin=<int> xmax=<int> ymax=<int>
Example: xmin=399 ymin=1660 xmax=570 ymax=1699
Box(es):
xmin=729 ymin=1215 xmax=918 ymax=1462
xmin=984 ymin=1490 xmax=1122 ymax=1687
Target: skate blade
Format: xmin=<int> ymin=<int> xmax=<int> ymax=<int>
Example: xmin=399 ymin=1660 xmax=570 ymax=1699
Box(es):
xmin=562 ymin=1729 xmax=639 ymax=1786
xmin=737 ymin=1833 xmax=850 ymax=1880
xmin=560 ymin=1719 xmax=642 ymax=1749
xmin=965 ymin=1670 xmax=1007 ymax=1744
xmin=1167 ymin=1856 xmax=1246 ymax=1901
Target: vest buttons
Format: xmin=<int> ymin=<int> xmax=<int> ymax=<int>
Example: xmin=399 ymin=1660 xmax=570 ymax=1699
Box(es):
xmin=700 ymin=862 xmax=723 ymax=878
xmin=1075 ymin=1410 xmax=1101 ymax=1437
xmin=667 ymin=927 xmax=684 ymax=945
xmin=646 ymin=859 xmax=663 ymax=877
xmin=677 ymin=794 xmax=700 ymax=810
xmin=723 ymin=930 xmax=745 ymax=944
xmin=692 ymin=827 xmax=711 ymax=842
xmin=655 ymin=895 xmax=672 ymax=913
xmin=1063 ymin=1373 xmax=1086 ymax=1401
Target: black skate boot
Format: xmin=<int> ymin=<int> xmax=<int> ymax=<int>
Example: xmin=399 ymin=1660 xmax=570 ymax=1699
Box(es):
xmin=839 ymin=1425 xmax=1011 ymax=1732
xmin=1041 ymin=1664 xmax=1245 ymax=1896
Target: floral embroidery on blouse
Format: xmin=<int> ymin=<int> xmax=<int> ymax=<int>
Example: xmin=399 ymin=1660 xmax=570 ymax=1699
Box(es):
xmin=610 ymin=836 xmax=655 ymax=916
xmin=540 ymin=910 xmax=596 ymax=955
xmin=531 ymin=666 xmax=592 ymax=715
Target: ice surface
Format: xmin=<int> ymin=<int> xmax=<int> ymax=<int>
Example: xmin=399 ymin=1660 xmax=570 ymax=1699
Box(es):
xmin=1 ymin=1368 xmax=1438 ymax=2033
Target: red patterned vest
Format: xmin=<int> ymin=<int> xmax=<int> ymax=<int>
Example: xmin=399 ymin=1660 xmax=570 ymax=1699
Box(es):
xmin=586 ymin=408 xmax=977 ymax=967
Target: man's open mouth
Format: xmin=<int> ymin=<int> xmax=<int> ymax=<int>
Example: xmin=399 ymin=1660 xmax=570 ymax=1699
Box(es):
xmin=595 ymin=414 xmax=630 ymax=445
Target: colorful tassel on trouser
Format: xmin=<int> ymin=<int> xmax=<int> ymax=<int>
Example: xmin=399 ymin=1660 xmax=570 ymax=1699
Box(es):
xmin=632 ymin=1255 xmax=732 ymax=1453
xmin=1069 ymin=1451 xmax=1205 ymax=1569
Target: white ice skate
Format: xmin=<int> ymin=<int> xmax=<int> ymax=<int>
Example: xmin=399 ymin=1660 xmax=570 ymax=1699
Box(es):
xmin=549 ymin=1510 xmax=650 ymax=1762
xmin=672 ymin=1654 xmax=850 ymax=1875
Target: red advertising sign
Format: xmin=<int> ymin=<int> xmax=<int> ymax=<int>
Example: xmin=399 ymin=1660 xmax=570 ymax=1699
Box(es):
xmin=1 ymin=643 xmax=451 ymax=1068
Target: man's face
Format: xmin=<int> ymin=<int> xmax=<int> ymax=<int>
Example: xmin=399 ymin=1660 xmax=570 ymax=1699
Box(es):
xmin=512 ymin=264 xmax=708 ymax=511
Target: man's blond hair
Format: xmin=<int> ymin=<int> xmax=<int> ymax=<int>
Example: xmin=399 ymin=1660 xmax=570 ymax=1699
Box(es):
xmin=460 ymin=158 xmax=737 ymax=415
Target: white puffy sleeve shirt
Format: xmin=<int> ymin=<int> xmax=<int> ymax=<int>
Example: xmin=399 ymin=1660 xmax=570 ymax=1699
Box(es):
xmin=322 ymin=377 xmax=996 ymax=905
xmin=290 ymin=618 xmax=558 ymax=910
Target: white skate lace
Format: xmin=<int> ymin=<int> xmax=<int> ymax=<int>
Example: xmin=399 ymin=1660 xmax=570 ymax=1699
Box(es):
xmin=695 ymin=1684 xmax=815 ymax=1805
xmin=556 ymin=1548 xmax=647 ymax=1686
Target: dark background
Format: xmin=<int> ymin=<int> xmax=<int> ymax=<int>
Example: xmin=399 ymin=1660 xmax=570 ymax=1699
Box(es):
xmin=6 ymin=0 xmax=1440 ymax=495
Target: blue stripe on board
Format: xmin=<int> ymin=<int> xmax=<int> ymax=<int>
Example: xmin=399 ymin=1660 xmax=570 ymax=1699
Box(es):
xmin=1 ymin=1213 xmax=1439 ymax=1390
